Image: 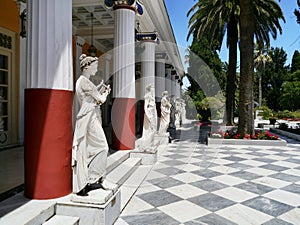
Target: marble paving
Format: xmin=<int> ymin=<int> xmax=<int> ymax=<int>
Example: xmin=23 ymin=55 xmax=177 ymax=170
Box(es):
xmin=115 ymin=125 xmax=300 ymax=225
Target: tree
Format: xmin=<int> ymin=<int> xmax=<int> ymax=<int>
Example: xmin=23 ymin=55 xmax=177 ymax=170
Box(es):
xmin=185 ymin=38 xmax=225 ymax=121
xmin=295 ymin=0 xmax=300 ymax=24
xmin=263 ymin=47 xmax=289 ymax=111
xmin=291 ymin=50 xmax=300 ymax=73
xmin=238 ymin=0 xmax=255 ymax=136
xmin=280 ymin=70 xmax=300 ymax=110
xmin=254 ymin=43 xmax=272 ymax=107
xmin=187 ymin=0 xmax=285 ymax=125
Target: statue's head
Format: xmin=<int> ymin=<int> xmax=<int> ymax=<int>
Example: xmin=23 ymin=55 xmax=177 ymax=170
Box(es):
xmin=162 ymin=91 xmax=168 ymax=96
xmin=146 ymin=84 xmax=154 ymax=92
xmin=79 ymin=54 xmax=98 ymax=72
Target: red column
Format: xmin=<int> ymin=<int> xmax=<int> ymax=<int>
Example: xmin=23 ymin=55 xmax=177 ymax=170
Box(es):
xmin=24 ymin=0 xmax=73 ymax=199
xmin=108 ymin=2 xmax=142 ymax=150
xmin=25 ymin=89 xmax=72 ymax=199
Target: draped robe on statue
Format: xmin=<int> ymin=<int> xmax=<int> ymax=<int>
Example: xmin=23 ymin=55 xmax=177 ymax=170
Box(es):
xmin=140 ymin=91 xmax=157 ymax=151
xmin=72 ymin=76 xmax=108 ymax=193
xmin=158 ymin=94 xmax=171 ymax=134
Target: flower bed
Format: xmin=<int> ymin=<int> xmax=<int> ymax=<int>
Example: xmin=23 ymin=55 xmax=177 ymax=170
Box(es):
xmin=208 ymin=128 xmax=287 ymax=146
xmin=211 ymin=128 xmax=279 ymax=140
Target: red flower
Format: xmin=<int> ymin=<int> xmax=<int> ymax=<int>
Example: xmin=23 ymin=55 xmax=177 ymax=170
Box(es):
xmin=244 ymin=134 xmax=251 ymax=139
xmin=234 ymin=134 xmax=241 ymax=139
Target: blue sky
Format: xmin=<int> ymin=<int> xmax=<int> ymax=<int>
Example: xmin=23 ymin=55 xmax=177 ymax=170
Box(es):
xmin=164 ymin=0 xmax=300 ymax=69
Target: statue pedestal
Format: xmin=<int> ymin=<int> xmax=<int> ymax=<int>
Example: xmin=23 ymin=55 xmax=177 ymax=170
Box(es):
xmin=70 ymin=186 xmax=118 ymax=205
xmin=155 ymin=133 xmax=169 ymax=145
xmin=130 ymin=148 xmax=158 ymax=165
xmin=57 ymin=190 xmax=120 ymax=225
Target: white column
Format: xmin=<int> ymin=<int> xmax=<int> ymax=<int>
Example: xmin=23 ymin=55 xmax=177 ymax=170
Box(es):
xmin=171 ymin=72 xmax=176 ymax=97
xmin=73 ymin=36 xmax=85 ymax=127
xmin=17 ymin=1 xmax=27 ymax=144
xmin=104 ymin=53 xmax=112 ymax=125
xmin=113 ymin=8 xmax=135 ymax=99
xmin=75 ymin=36 xmax=85 ymax=80
xmin=25 ymin=0 xmax=73 ymax=199
xmin=165 ymin=66 xmax=172 ymax=96
xmin=105 ymin=53 xmax=112 ymax=82
xmin=27 ymin=0 xmax=73 ymax=90
xmin=141 ymin=41 xmax=156 ymax=98
xmin=176 ymin=79 xmax=181 ymax=98
xmin=111 ymin=5 xmax=136 ymax=150
xmin=155 ymin=57 xmax=166 ymax=101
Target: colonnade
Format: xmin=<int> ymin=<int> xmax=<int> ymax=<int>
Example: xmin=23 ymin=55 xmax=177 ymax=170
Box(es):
xmin=24 ymin=0 xmax=182 ymax=199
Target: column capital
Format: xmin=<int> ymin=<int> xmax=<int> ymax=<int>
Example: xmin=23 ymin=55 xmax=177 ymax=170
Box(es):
xmin=136 ymin=32 xmax=159 ymax=44
xmin=15 ymin=0 xmax=26 ymax=12
xmin=105 ymin=0 xmax=143 ymax=15
xmin=76 ymin=36 xmax=85 ymax=47
xmin=106 ymin=53 xmax=112 ymax=61
xmin=165 ymin=64 xmax=174 ymax=69
xmin=155 ymin=52 xmax=168 ymax=61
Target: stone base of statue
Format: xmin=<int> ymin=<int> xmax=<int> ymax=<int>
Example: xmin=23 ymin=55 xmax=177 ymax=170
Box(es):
xmin=70 ymin=180 xmax=118 ymax=205
xmin=154 ymin=133 xmax=169 ymax=146
xmin=70 ymin=188 xmax=114 ymax=205
xmin=130 ymin=146 xmax=158 ymax=165
xmin=57 ymin=189 xmax=120 ymax=225
xmin=168 ymin=126 xmax=176 ymax=140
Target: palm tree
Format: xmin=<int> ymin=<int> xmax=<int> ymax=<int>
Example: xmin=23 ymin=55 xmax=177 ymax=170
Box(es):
xmin=254 ymin=43 xmax=272 ymax=107
xmin=294 ymin=0 xmax=300 ymax=24
xmin=239 ymin=0 xmax=255 ymax=136
xmin=187 ymin=0 xmax=239 ymax=126
xmin=187 ymin=0 xmax=285 ymax=126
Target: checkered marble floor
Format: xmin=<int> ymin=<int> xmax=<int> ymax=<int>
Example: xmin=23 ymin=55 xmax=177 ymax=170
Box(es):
xmin=115 ymin=126 xmax=300 ymax=225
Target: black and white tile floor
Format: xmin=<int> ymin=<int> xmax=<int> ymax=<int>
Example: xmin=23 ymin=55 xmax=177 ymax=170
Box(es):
xmin=116 ymin=126 xmax=300 ymax=225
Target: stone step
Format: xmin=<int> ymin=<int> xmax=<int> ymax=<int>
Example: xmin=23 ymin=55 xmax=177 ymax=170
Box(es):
xmin=0 ymin=198 xmax=56 ymax=225
xmin=106 ymin=158 xmax=141 ymax=187
xmin=106 ymin=151 xmax=130 ymax=174
xmin=43 ymin=215 xmax=79 ymax=225
xmin=119 ymin=165 xmax=152 ymax=210
xmin=0 ymin=152 xmax=142 ymax=225
xmin=56 ymin=190 xmax=121 ymax=225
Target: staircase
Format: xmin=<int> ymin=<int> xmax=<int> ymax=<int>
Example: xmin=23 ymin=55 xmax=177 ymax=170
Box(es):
xmin=0 ymin=150 xmax=153 ymax=225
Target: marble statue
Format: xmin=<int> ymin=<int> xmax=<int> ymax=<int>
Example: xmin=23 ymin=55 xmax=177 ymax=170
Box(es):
xmin=72 ymin=54 xmax=112 ymax=196
xmin=175 ymin=97 xmax=182 ymax=126
xmin=168 ymin=96 xmax=176 ymax=137
xmin=158 ymin=91 xmax=171 ymax=135
xmin=180 ymin=99 xmax=186 ymax=123
xmin=140 ymin=84 xmax=158 ymax=152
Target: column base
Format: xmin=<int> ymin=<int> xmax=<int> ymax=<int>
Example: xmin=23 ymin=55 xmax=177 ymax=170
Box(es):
xmin=111 ymin=98 xmax=135 ymax=150
xmin=24 ymin=89 xmax=73 ymax=199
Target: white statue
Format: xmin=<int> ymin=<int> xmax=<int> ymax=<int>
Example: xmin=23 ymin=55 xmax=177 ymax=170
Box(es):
xmin=140 ymin=84 xmax=157 ymax=152
xmin=72 ymin=54 xmax=112 ymax=196
xmin=158 ymin=91 xmax=171 ymax=135
xmin=175 ymin=97 xmax=182 ymax=126
xmin=180 ymin=99 xmax=186 ymax=123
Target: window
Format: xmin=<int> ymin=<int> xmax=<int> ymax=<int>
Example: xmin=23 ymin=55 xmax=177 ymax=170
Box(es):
xmin=0 ymin=50 xmax=11 ymax=145
xmin=0 ymin=27 xmax=17 ymax=147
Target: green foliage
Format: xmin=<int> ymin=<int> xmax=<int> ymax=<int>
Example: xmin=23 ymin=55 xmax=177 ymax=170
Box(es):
xmin=263 ymin=47 xmax=289 ymax=111
xmin=278 ymin=70 xmax=300 ymax=111
xmin=279 ymin=80 xmax=300 ymax=111
xmin=185 ymin=37 xmax=225 ymax=121
xmin=276 ymin=110 xmax=296 ymax=119
xmin=256 ymin=105 xmax=274 ymax=119
xmin=199 ymin=92 xmax=225 ymax=120
xmin=295 ymin=0 xmax=300 ymax=24
xmin=188 ymin=38 xmax=225 ymax=92
xmin=291 ymin=50 xmax=300 ymax=73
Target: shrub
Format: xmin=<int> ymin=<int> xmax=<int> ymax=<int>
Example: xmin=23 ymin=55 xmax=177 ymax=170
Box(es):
xmin=256 ymin=106 xmax=274 ymax=120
